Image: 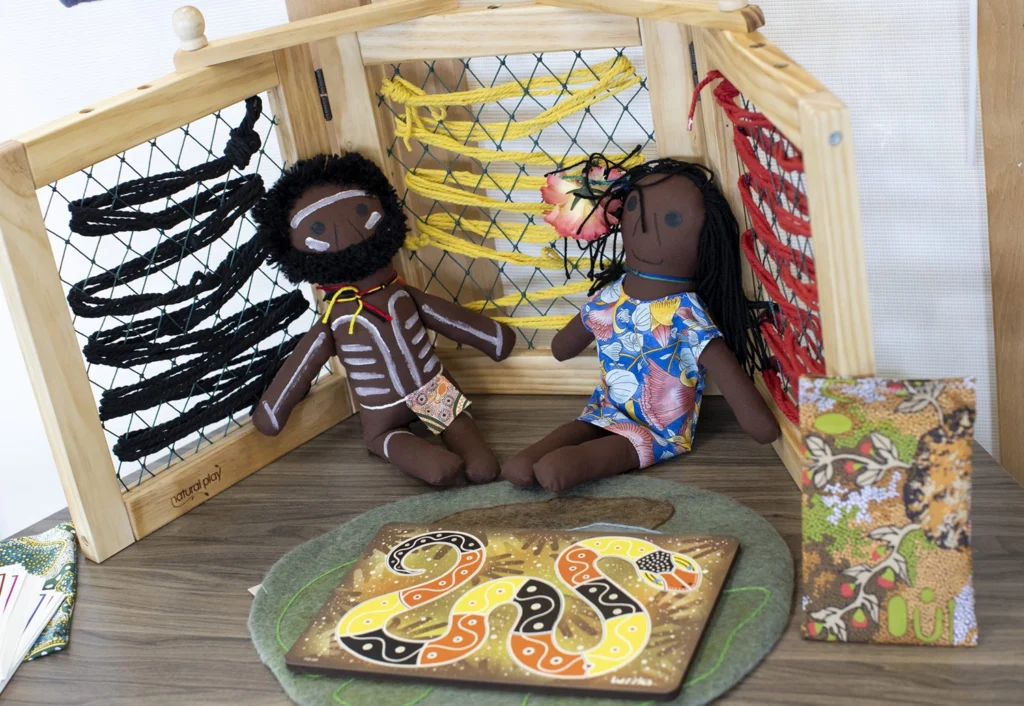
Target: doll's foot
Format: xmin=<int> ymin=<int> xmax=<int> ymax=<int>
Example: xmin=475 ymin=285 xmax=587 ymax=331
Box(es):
xmin=368 ymin=429 xmax=465 ymax=487
xmin=442 ymin=414 xmax=500 ymax=484
xmin=533 ymin=434 xmax=640 ymax=493
xmin=501 ymin=455 xmax=537 ymax=488
xmin=502 ymin=421 xmax=605 ymax=488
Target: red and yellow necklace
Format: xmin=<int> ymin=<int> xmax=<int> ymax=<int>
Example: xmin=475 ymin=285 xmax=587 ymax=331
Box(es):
xmin=317 ymin=272 xmax=399 ymax=334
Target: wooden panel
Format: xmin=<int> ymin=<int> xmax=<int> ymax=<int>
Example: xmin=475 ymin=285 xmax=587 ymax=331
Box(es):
xmin=640 ymin=19 xmax=705 ymax=160
xmin=357 ymin=6 xmax=642 ymax=64
xmin=700 ymin=29 xmax=825 ymax=151
xmin=754 ymin=374 xmax=802 ymax=486
xmin=0 ymin=142 xmax=135 ymax=562
xmin=797 ymin=92 xmax=874 ymax=377
xmin=536 ymin=0 xmax=765 ymax=33
xmin=268 ymin=48 xmax=334 ymax=164
xmin=122 ymin=375 xmax=354 ymax=539
xmin=18 ymin=54 xmax=279 ymax=188
xmin=440 ymin=349 xmax=599 ymax=395
xmin=173 ymin=0 xmax=457 ymax=71
xmin=980 ymin=0 xmax=1024 ymax=479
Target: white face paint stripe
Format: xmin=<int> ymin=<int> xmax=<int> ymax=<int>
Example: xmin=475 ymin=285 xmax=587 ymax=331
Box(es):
xmin=290 ymin=189 xmax=369 ymax=228
xmin=388 ymin=290 xmax=423 ymax=389
xmin=341 ymin=343 xmax=373 ymax=352
xmin=261 ymin=401 xmax=279 ymax=432
xmin=364 ymin=211 xmax=381 ymax=230
xmin=421 ymin=304 xmax=503 ymax=357
xmin=383 ymin=430 xmax=413 ymax=460
xmin=304 ymin=237 xmax=331 ymax=252
xmin=411 ymin=327 xmax=426 ymax=345
xmin=342 ymin=358 xmax=376 ymax=366
xmin=350 ymin=371 xmax=385 ymax=380
xmin=273 ymin=332 xmax=326 ymax=416
xmin=332 ymin=314 xmax=406 ymax=396
xmin=355 ymin=387 xmax=392 ymax=397
xmin=417 ymin=342 xmax=431 ymax=359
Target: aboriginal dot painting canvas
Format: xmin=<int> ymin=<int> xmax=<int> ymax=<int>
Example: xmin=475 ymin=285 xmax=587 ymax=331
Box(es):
xmin=285 ymin=523 xmax=738 ymax=699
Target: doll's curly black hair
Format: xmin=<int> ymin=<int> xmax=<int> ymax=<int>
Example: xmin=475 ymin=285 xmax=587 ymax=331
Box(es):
xmin=253 ymin=152 xmax=408 ymax=285
xmin=555 ymin=153 xmax=761 ymax=373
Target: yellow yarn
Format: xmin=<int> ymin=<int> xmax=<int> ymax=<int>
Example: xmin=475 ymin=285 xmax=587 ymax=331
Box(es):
xmin=384 ymin=55 xmax=643 ymax=329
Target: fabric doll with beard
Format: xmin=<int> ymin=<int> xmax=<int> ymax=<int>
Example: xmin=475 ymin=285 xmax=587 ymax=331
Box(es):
xmin=251 ymin=153 xmax=515 ymax=486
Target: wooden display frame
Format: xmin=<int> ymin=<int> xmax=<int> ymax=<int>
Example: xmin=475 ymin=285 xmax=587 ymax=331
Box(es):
xmin=0 ymin=0 xmax=872 ymax=562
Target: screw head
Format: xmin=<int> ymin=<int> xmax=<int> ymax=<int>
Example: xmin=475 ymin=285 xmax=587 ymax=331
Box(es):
xmin=829 ymin=131 xmax=843 ymax=146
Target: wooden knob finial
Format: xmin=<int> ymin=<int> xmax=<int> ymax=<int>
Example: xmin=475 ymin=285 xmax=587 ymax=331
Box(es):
xmin=173 ymin=6 xmax=208 ymax=52
xmin=718 ymin=0 xmax=750 ymax=10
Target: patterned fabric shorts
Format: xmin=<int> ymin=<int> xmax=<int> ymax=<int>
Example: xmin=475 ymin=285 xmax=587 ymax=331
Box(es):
xmin=405 ymin=373 xmax=471 ymax=434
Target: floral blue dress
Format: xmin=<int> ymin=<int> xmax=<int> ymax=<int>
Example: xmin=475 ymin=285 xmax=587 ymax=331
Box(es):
xmin=577 ymin=277 xmax=722 ymax=468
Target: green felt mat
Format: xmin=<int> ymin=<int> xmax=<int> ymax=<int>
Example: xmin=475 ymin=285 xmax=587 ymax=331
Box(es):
xmin=249 ymin=477 xmax=793 ymax=705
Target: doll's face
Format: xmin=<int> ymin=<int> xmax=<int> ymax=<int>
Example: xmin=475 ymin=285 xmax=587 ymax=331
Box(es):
xmin=287 ymin=183 xmax=385 ymax=254
xmin=620 ymin=173 xmax=705 ymax=278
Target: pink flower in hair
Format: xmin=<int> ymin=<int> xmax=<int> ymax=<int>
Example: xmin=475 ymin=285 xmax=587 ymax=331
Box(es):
xmin=540 ymin=167 xmax=623 ymax=241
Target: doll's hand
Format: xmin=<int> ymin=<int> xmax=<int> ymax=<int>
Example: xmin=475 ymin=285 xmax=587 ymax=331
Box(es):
xmin=494 ymin=322 xmax=516 ymax=361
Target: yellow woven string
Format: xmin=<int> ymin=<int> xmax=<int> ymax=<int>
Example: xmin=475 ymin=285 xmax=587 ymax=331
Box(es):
xmin=384 ymin=56 xmax=640 ymax=149
xmin=321 ymin=286 xmax=363 ymax=334
xmin=385 ymin=56 xmax=644 ymax=329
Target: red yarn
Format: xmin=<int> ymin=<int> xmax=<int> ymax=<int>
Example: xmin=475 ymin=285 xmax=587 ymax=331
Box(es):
xmin=691 ymin=71 xmax=821 ymax=416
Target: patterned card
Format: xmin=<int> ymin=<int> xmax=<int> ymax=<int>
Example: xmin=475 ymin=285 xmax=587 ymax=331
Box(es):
xmin=286 ymin=524 xmax=738 ymax=699
xmin=799 ymin=377 xmax=977 ymax=646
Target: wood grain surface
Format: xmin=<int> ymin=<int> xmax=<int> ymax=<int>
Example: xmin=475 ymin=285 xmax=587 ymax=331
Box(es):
xmin=3 ymin=396 xmax=1023 ymax=704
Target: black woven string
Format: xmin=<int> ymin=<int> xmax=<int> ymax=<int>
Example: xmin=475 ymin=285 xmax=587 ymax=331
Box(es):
xmin=65 ymin=96 xmax=307 ymax=463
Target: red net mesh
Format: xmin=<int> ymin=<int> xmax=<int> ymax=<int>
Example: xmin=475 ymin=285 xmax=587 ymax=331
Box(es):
xmin=691 ymin=71 xmax=825 ymax=424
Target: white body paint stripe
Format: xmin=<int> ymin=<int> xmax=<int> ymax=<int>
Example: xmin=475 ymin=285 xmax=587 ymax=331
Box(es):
xmin=424 ymin=355 xmax=440 ymax=373
xmin=341 ymin=343 xmax=373 ymax=352
xmin=417 ymin=342 xmax=431 ymax=359
xmin=350 ymin=371 xmax=385 ymax=380
xmin=261 ymin=401 xmax=279 ymax=432
xmin=383 ymin=430 xmax=413 ymax=460
xmin=290 ymin=189 xmax=368 ymax=228
xmin=332 ymin=314 xmax=407 ymax=396
xmin=342 ymin=357 xmax=376 ymax=366
xmin=273 ymin=332 xmax=327 ymax=416
xmin=421 ymin=304 xmax=504 ymax=357
xmin=359 ymin=398 xmax=407 ymax=410
xmin=411 ymin=327 xmax=426 ymax=345
xmin=404 ymin=312 xmax=419 ymax=330
xmin=364 ymin=211 xmax=381 ymax=229
xmin=355 ymin=387 xmax=391 ymax=396
xmin=304 ymin=237 xmax=330 ymax=252
xmin=388 ymin=291 xmax=423 ymax=389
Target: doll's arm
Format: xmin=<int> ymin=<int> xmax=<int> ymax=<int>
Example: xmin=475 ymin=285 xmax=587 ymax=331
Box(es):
xmin=551 ymin=313 xmax=595 ymax=362
xmin=406 ymin=287 xmax=515 ymax=361
xmin=252 ymin=321 xmax=336 ymax=436
xmin=699 ymin=338 xmax=780 ymax=444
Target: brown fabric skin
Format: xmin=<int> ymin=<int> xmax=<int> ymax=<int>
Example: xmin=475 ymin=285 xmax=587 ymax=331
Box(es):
xmin=252 ymin=182 xmax=514 ymax=486
xmin=503 ymin=171 xmax=778 ymax=491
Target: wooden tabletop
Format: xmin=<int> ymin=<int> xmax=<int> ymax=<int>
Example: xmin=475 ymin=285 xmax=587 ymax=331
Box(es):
xmin=4 ymin=396 xmax=1023 ymax=705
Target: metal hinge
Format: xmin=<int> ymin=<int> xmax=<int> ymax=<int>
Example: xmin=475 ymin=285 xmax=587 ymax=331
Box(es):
xmin=688 ymin=42 xmax=700 ymax=97
xmin=314 ymin=69 xmax=333 ymax=121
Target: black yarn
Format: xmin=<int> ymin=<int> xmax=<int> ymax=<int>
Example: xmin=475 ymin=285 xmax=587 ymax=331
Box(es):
xmin=253 ymin=152 xmax=408 ymax=285
xmin=553 ymin=153 xmax=767 ymax=374
xmin=65 ymin=96 xmax=309 ymax=463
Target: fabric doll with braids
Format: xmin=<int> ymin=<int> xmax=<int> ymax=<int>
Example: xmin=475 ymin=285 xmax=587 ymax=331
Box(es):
xmin=503 ymin=157 xmax=779 ymax=491
xmin=251 ymin=153 xmax=515 ymax=486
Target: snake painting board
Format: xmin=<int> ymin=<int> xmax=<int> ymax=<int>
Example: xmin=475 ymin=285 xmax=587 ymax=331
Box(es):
xmin=284 ymin=524 xmax=738 ymax=699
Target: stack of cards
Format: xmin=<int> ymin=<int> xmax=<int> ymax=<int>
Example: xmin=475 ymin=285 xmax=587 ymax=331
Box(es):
xmin=0 ymin=565 xmax=67 ymax=693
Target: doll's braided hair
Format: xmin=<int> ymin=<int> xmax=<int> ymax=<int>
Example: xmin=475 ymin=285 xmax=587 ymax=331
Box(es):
xmin=554 ymin=154 xmax=760 ymax=373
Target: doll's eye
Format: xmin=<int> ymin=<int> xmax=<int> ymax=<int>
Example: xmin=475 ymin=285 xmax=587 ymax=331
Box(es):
xmin=355 ymin=202 xmax=369 ymax=217
xmin=664 ymin=211 xmax=682 ymax=228
xmin=310 ymin=221 xmax=326 ymax=235
xmin=626 ymin=194 xmax=639 ymax=212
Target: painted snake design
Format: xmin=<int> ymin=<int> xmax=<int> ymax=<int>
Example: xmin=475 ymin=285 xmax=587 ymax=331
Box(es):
xmin=336 ymin=531 xmax=702 ymax=678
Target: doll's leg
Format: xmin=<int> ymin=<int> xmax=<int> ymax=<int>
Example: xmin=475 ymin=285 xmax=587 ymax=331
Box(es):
xmin=441 ymin=413 xmax=500 ymax=484
xmin=532 ymin=433 xmax=640 ymax=492
xmin=367 ymin=427 xmax=465 ymax=487
xmin=501 ymin=421 xmax=605 ymax=488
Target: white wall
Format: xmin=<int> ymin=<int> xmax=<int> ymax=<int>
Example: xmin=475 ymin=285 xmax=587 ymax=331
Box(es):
xmin=0 ymin=0 xmax=996 ymax=537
